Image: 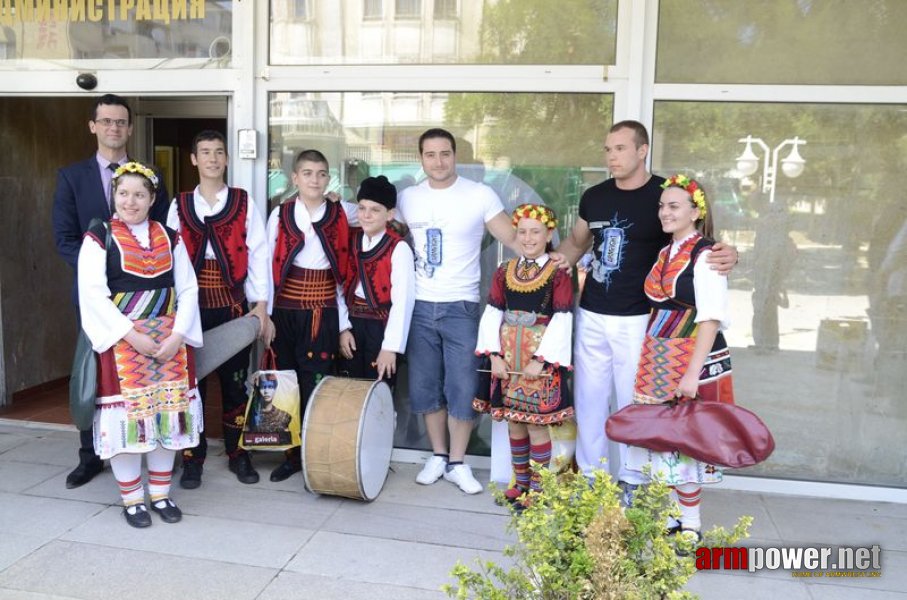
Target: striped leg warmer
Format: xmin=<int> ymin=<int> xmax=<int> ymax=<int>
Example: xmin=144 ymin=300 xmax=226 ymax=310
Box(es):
xmin=675 ymin=483 xmax=702 ymax=531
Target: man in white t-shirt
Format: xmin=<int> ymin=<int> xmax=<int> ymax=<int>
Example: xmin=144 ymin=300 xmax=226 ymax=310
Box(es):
xmin=395 ymin=128 xmax=519 ymax=494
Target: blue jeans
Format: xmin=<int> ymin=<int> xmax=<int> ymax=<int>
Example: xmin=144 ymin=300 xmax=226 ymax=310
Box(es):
xmin=406 ymin=300 xmax=481 ymax=421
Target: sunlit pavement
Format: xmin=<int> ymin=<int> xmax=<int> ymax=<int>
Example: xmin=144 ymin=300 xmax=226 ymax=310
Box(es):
xmin=0 ymin=421 xmax=903 ymax=599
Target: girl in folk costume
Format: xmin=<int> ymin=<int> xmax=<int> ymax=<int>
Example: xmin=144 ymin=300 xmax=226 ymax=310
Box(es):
xmin=78 ymin=162 xmax=203 ymax=528
xmin=474 ymin=204 xmax=574 ymax=506
xmin=626 ymin=174 xmax=734 ymax=543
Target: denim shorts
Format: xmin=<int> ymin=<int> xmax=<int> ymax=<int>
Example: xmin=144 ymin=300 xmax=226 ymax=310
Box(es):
xmin=406 ymin=300 xmax=481 ymax=421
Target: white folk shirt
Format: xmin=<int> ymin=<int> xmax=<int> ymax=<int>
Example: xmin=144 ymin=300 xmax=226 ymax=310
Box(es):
xmin=166 ymin=185 xmax=271 ymax=305
xmin=352 ymin=230 xmax=416 ymax=354
xmin=474 ymin=254 xmax=573 ymax=367
xmin=669 ymin=233 xmax=731 ymax=331
xmin=266 ymin=199 xmax=358 ymax=331
xmin=396 ymin=176 xmax=504 ymax=303
xmin=78 ymin=218 xmax=203 ymax=353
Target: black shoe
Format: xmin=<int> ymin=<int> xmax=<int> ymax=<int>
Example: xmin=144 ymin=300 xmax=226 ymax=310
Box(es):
xmin=123 ymin=504 xmax=152 ymax=528
xmin=150 ymin=498 xmax=183 ymax=523
xmin=229 ymin=453 xmax=260 ymax=484
xmin=675 ymin=528 xmax=702 ymax=557
xmin=269 ymin=460 xmax=302 ymax=482
xmin=179 ymin=462 xmax=203 ymax=490
xmin=65 ymin=460 xmax=104 ymax=489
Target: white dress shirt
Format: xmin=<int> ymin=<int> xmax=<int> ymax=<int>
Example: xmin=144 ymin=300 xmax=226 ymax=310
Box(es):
xmin=266 ymin=199 xmax=356 ymax=331
xmin=352 ymin=230 xmax=416 ymax=353
xmin=166 ymin=185 xmax=270 ymax=304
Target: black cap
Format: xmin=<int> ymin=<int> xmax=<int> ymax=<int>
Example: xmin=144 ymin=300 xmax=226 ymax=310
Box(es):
xmin=357 ymin=175 xmax=396 ymax=209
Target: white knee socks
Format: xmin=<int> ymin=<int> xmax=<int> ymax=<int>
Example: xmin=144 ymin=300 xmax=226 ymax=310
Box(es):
xmin=675 ymin=483 xmax=702 ymax=531
xmin=109 ymin=453 xmax=144 ymax=507
xmin=146 ymin=447 xmax=176 ymax=502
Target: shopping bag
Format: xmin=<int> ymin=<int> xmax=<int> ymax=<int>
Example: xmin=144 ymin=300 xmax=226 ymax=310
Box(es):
xmin=240 ymin=349 xmax=301 ymax=450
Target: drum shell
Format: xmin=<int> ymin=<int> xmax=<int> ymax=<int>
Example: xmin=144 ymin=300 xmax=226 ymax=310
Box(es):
xmin=302 ymin=376 xmax=395 ymax=501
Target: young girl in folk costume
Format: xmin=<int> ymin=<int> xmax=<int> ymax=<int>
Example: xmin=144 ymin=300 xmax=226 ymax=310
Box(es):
xmin=78 ymin=162 xmax=203 ymax=528
xmin=625 ymin=174 xmax=734 ymax=542
xmin=474 ymin=204 xmax=574 ymax=506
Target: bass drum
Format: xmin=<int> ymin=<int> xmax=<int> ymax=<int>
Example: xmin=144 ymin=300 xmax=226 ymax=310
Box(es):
xmin=302 ymin=376 xmax=395 ymax=501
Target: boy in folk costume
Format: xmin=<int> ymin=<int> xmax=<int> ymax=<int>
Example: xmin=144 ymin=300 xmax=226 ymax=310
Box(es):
xmin=78 ymin=162 xmax=203 ymax=528
xmin=626 ymin=175 xmax=735 ymax=543
xmin=167 ymin=130 xmax=270 ymax=488
xmin=338 ymin=176 xmax=416 ymax=385
xmin=474 ymin=204 xmax=574 ymax=507
xmin=266 ymin=149 xmax=356 ymax=482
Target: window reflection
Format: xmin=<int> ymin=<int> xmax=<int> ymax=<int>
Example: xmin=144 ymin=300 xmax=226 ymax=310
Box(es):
xmin=268 ymin=90 xmax=614 ymax=454
xmin=657 ymin=0 xmax=907 ymax=84
xmin=270 ymin=0 xmax=616 ymax=65
xmin=0 ymin=0 xmax=231 ymax=67
xmin=654 ymin=101 xmax=907 ymax=486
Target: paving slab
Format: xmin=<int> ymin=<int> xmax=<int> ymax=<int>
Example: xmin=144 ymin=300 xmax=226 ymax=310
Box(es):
xmin=701 ymin=489 xmax=784 ymax=541
xmin=686 ymin=570 xmax=811 ymax=599
xmin=805 ymin=584 xmax=907 ymax=599
xmin=0 ymin=590 xmax=81 ymax=600
xmin=0 ymin=533 xmax=47 ymax=572
xmin=0 ymin=431 xmax=32 ymax=454
xmin=0 ymin=541 xmax=275 ymax=600
xmin=62 ymin=506 xmax=314 ymax=569
xmin=765 ymin=495 xmax=907 ymax=550
xmin=321 ymin=497 xmax=513 ymax=551
xmin=0 ymin=422 xmax=904 ymax=599
xmin=258 ymin=572 xmax=446 ymax=600
xmin=286 ymin=530 xmax=508 ymax=591
xmin=0 ymin=436 xmax=82 ymax=467
xmin=0 ymin=461 xmax=67 ymax=493
xmin=0 ymin=492 xmax=106 ymax=540
xmin=799 ymin=548 xmax=905 ymax=595
xmin=169 ymin=473 xmax=344 ymax=531
xmin=26 ymin=469 xmax=119 ymax=505
xmin=375 ymin=462 xmax=508 ymax=516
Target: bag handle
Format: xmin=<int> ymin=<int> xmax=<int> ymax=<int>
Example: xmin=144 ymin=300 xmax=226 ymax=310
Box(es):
xmin=261 ymin=347 xmax=277 ymax=371
xmin=87 ymin=217 xmax=111 ymax=248
xmin=665 ymin=393 xmax=704 ymax=407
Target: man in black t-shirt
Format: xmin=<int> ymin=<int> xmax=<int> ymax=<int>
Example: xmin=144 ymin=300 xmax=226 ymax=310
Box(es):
xmin=555 ymin=121 xmax=737 ymax=495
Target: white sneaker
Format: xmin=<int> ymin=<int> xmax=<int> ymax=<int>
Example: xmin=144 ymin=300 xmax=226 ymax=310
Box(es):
xmin=416 ymin=455 xmax=448 ymax=485
xmin=443 ymin=464 xmax=483 ymax=495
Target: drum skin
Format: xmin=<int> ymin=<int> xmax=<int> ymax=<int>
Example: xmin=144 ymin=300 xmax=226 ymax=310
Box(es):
xmin=302 ymin=376 xmax=395 ymax=501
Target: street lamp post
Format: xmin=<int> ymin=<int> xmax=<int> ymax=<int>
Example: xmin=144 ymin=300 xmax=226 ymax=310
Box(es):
xmin=735 ymin=135 xmax=807 ymax=204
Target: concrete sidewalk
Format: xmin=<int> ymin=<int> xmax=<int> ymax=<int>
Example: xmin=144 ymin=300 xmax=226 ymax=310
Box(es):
xmin=0 ymin=421 xmax=903 ymax=599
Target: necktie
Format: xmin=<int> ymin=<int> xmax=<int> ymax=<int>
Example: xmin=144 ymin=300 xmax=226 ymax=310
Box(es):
xmin=106 ymin=163 xmax=119 ymax=211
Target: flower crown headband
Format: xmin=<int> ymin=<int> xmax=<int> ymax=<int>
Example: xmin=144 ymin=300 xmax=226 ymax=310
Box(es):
xmin=661 ymin=174 xmax=707 ymax=219
xmin=512 ymin=203 xmax=558 ymax=230
xmin=113 ymin=161 xmax=159 ymax=190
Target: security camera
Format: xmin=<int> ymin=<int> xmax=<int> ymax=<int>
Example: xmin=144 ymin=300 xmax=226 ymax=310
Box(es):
xmin=76 ymin=73 xmax=98 ymax=91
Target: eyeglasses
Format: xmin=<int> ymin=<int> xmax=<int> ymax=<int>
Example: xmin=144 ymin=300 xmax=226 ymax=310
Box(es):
xmin=95 ymin=118 xmax=129 ymax=128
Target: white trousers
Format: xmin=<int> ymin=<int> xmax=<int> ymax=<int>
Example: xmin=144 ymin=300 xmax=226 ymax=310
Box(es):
xmin=574 ymin=308 xmax=648 ymax=484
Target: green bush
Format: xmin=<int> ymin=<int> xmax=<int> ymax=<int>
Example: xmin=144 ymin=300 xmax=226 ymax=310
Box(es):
xmin=443 ymin=468 xmax=752 ymax=599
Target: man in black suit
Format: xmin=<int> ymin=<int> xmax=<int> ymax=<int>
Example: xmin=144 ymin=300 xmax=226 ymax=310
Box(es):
xmin=52 ymin=94 xmax=169 ymax=489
